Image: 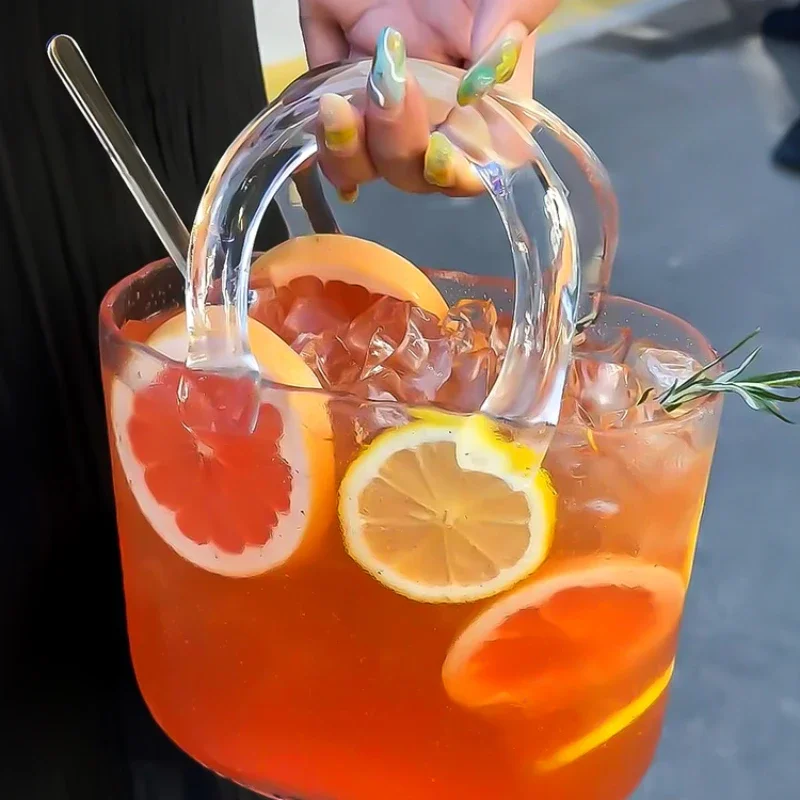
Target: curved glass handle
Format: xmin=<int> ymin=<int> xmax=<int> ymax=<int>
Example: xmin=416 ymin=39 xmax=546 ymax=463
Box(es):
xmin=492 ymin=87 xmax=617 ymax=330
xmin=280 ymin=70 xmax=617 ymax=330
xmin=182 ymin=59 xmax=606 ymax=431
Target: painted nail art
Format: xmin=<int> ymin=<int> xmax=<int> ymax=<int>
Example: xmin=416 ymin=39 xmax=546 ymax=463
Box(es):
xmin=319 ymin=94 xmax=358 ymax=154
xmin=424 ymin=132 xmax=456 ymax=188
xmin=457 ymin=33 xmax=523 ymax=106
xmin=367 ymin=27 xmax=407 ymax=109
xmin=338 ymin=186 xmax=359 ymax=204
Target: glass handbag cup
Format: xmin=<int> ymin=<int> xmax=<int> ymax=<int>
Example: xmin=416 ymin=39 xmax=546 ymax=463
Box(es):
xmin=100 ymin=60 xmax=721 ymax=800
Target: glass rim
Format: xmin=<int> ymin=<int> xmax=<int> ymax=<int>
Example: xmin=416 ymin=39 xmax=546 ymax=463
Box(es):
xmin=100 ymin=256 xmax=722 ymax=433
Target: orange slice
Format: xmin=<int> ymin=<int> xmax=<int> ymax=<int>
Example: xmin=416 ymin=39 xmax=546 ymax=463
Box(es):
xmin=110 ymin=310 xmax=334 ymax=577
xmin=338 ymin=411 xmax=556 ymax=603
xmin=251 ymin=234 xmax=449 ymax=318
xmin=442 ymin=557 xmax=685 ymax=765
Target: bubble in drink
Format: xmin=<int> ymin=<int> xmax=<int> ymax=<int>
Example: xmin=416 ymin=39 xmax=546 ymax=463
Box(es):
xmin=628 ymin=344 xmax=700 ymax=394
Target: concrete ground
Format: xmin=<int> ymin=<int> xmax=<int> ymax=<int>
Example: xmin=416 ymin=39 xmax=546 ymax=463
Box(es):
xmin=329 ymin=1 xmax=800 ymax=797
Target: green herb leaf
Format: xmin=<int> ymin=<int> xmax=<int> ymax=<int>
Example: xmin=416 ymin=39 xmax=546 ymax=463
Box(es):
xmin=657 ymin=330 xmax=799 ymax=423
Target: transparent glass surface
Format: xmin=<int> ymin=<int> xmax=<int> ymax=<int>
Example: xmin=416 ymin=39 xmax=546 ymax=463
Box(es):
xmin=101 ymin=257 xmax=721 ymax=800
xmin=180 ymin=60 xmax=619 ymax=438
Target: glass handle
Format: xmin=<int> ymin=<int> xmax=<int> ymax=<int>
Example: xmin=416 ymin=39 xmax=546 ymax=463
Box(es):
xmin=493 ymin=89 xmax=618 ymax=330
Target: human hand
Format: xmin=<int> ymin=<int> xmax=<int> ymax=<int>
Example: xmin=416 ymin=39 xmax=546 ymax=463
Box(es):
xmin=298 ymin=0 xmax=559 ymax=198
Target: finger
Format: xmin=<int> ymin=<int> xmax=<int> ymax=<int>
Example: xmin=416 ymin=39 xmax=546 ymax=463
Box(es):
xmin=439 ymin=101 xmax=534 ymax=174
xmin=316 ymin=94 xmax=376 ymax=202
xmin=365 ymin=28 xmax=433 ymax=194
xmin=506 ymin=33 xmax=536 ymax=98
xmin=457 ymin=20 xmax=528 ymax=106
xmin=299 ymin=8 xmax=349 ymax=68
xmin=471 ymin=0 xmax=559 ymax=55
xmin=423 ymin=132 xmax=484 ymax=196
xmin=457 ymin=0 xmax=558 ymax=106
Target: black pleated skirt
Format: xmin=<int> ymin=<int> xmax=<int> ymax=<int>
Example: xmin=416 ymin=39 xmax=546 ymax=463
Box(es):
xmin=0 ymin=2 xmax=286 ymax=797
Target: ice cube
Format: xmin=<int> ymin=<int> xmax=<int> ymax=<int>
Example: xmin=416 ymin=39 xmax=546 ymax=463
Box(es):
xmin=490 ymin=312 xmax=513 ymax=360
xmin=595 ymin=398 xmax=666 ymax=430
xmin=436 ymin=348 xmax=499 ymax=412
xmin=282 ymin=295 xmax=350 ymax=342
xmin=573 ymin=326 xmax=633 ymax=363
xmin=386 ymin=305 xmax=441 ymax=376
xmin=345 ymin=296 xmax=411 ymax=377
xmin=293 ymin=330 xmax=360 ymax=389
xmin=443 ymin=299 xmax=499 ymax=354
xmin=248 ymin=285 xmax=286 ymax=335
xmin=559 ymin=395 xmax=595 ymax=427
xmin=619 ymin=423 xmax=698 ymax=478
xmin=627 ymin=343 xmax=700 ymax=394
xmin=346 ymin=366 xmax=410 ymax=402
xmin=352 ymin=402 xmax=409 ymax=446
xmin=402 ymin=339 xmax=453 ymax=401
xmin=566 ymin=358 xmax=642 ymax=424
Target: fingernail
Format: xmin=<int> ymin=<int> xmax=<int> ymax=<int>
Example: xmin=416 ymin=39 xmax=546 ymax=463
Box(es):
xmin=337 ymin=186 xmax=359 ymax=204
xmin=424 ymin=133 xmax=456 ymax=188
xmin=319 ymin=94 xmax=358 ymax=154
xmin=367 ymin=27 xmax=406 ymax=109
xmin=457 ymin=30 xmax=523 ymax=106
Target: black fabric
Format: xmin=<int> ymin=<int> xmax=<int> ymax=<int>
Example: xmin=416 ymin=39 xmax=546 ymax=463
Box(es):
xmin=0 ymin=2 xmax=286 ymax=797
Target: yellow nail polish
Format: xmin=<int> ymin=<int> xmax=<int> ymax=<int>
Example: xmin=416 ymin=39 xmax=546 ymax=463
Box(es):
xmin=457 ymin=32 xmax=523 ymax=106
xmin=324 ymin=126 xmax=357 ymax=152
xmin=424 ymin=133 xmax=456 ymax=188
xmin=319 ymin=94 xmax=358 ymax=154
xmin=338 ymin=187 xmax=359 ymax=204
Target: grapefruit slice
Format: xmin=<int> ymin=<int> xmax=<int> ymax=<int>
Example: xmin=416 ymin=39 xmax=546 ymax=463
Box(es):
xmin=110 ymin=311 xmax=334 ymax=577
xmin=338 ymin=411 xmax=556 ymax=603
xmin=251 ymin=234 xmax=449 ymax=318
xmin=442 ymin=557 xmax=685 ymax=765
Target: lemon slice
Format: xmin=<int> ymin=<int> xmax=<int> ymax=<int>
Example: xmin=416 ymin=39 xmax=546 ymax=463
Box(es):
xmin=338 ymin=411 xmax=556 ymax=603
xmin=535 ymin=661 xmax=675 ymax=772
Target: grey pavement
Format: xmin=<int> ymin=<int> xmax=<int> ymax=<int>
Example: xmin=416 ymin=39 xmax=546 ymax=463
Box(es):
xmin=536 ymin=9 xmax=800 ymax=799
xmin=330 ymin=2 xmax=800 ymax=797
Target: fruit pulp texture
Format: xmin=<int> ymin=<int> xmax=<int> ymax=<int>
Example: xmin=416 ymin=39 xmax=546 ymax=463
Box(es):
xmin=111 ymin=286 xmax=714 ymax=800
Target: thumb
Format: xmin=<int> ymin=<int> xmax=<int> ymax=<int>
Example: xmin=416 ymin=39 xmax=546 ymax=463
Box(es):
xmin=300 ymin=8 xmax=349 ymax=68
xmin=458 ymin=0 xmax=558 ymax=105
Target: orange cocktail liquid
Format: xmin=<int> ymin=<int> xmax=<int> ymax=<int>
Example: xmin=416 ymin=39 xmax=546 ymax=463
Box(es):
xmin=109 ymin=299 xmax=713 ymax=799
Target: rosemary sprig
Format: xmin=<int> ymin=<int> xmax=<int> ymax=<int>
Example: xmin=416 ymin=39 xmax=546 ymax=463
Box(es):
xmin=639 ymin=329 xmax=800 ymax=423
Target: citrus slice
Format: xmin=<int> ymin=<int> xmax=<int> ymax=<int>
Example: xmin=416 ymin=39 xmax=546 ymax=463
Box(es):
xmin=251 ymin=234 xmax=449 ymax=318
xmin=338 ymin=411 xmax=556 ymax=603
xmin=110 ymin=310 xmax=334 ymax=577
xmin=441 ymin=557 xmax=685 ymax=766
xmin=534 ymin=660 xmax=675 ymax=772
